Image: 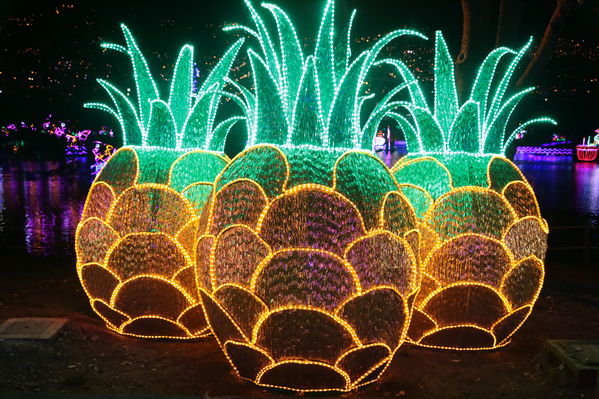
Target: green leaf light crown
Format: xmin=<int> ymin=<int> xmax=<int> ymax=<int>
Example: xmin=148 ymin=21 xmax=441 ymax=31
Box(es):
xmin=224 ymin=0 xmax=427 ymax=151
xmin=389 ymin=31 xmax=557 ymax=157
xmin=85 ymin=24 xmax=246 ymax=152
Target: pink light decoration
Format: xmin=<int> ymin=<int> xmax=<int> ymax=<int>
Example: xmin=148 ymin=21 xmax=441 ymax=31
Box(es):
xmin=576 ymin=146 xmax=598 ymax=162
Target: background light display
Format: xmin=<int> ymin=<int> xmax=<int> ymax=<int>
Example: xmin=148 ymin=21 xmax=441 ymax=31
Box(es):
xmin=197 ymin=0 xmax=421 ymax=391
xmin=1 ymin=115 xmax=114 ymax=169
xmin=390 ymin=31 xmax=554 ymax=350
xmin=76 ymin=25 xmax=245 ymax=339
xmin=576 ymin=132 xmax=598 ymax=162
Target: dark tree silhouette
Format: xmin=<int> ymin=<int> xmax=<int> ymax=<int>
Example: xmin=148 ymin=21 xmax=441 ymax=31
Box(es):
xmin=455 ymin=0 xmax=587 ymax=96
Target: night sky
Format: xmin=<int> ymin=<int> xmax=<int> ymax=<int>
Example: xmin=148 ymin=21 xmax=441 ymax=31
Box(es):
xmin=1 ymin=0 xmax=598 ymax=145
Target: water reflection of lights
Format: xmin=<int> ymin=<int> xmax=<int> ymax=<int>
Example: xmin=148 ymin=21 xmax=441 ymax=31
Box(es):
xmin=0 ymin=164 xmax=88 ymax=255
xmin=23 ymin=178 xmax=43 ymax=254
xmin=1 ymin=157 xmax=598 ymax=255
xmin=575 ymin=162 xmax=599 ymax=218
xmin=513 ymin=153 xmax=573 ymax=164
xmin=516 ymin=160 xmax=599 ymax=226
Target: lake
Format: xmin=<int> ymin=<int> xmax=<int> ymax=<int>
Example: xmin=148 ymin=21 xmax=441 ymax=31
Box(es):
xmin=0 ymin=154 xmax=597 ymax=256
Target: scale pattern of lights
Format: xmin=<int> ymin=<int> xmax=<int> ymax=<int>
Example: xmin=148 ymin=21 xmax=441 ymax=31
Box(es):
xmin=198 ymin=145 xmax=419 ymax=392
xmin=76 ymin=26 xmax=244 ymax=338
xmin=197 ymin=0 xmax=427 ymax=391
xmin=76 ymin=147 xmax=229 ymax=338
xmin=389 ymin=32 xmax=554 ymax=350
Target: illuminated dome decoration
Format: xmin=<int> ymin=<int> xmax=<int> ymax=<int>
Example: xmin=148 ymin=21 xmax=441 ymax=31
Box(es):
xmin=196 ymin=0 xmax=422 ymax=391
xmin=75 ymin=24 xmax=246 ymax=338
xmin=390 ymin=31 xmax=556 ymax=350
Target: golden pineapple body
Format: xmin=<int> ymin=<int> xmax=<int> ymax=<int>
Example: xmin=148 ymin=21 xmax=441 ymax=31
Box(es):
xmin=393 ymin=154 xmax=547 ymax=350
xmin=196 ymin=145 xmax=420 ymax=391
xmin=76 ymin=146 xmax=228 ymax=338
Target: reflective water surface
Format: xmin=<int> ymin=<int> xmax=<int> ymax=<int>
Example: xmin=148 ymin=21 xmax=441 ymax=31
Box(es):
xmin=0 ymin=161 xmax=90 ymax=256
xmin=516 ymin=159 xmax=599 ymax=226
xmin=1 ymin=155 xmax=598 ymax=256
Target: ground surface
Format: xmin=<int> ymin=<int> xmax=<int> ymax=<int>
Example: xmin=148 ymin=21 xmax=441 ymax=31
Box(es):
xmin=1 ymin=251 xmax=598 ymax=399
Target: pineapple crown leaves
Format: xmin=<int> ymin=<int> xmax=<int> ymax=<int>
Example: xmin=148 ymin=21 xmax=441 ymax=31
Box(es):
xmin=84 ymin=23 xmax=246 ymax=152
xmin=389 ymin=31 xmax=557 ymax=156
xmin=224 ymin=0 xmax=426 ymax=150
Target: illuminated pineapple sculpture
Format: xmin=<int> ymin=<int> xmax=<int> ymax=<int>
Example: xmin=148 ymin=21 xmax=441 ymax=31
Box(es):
xmin=75 ymin=24 xmax=246 ymax=338
xmin=195 ymin=0 xmax=424 ymax=392
xmin=389 ymin=32 xmax=556 ymax=350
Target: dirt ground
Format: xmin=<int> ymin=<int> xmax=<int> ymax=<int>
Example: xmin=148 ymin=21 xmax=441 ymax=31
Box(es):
xmin=1 ymin=250 xmax=598 ymax=398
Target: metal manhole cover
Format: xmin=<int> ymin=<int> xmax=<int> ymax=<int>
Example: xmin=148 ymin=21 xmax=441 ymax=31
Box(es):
xmin=0 ymin=318 xmax=67 ymax=339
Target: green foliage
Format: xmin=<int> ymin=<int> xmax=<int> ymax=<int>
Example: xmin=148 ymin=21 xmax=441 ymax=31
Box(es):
xmin=393 ymin=31 xmax=556 ymax=156
xmin=226 ymin=0 xmax=426 ymax=150
xmin=134 ymin=148 xmax=186 ymax=184
xmin=428 ymin=189 xmax=514 ymax=240
xmin=397 ymin=185 xmax=432 ymax=219
xmin=487 ymin=157 xmax=525 ymax=192
xmin=169 ymin=152 xmax=229 ymax=192
xmin=182 ymin=184 xmax=215 ymax=215
xmin=85 ymin=24 xmax=246 ymax=152
xmin=96 ymin=147 xmax=138 ymax=194
xmin=285 ymin=147 xmax=341 ymax=188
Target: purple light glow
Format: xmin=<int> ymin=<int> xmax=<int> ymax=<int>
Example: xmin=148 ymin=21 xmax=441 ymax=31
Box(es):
xmin=515 ymin=146 xmax=573 ymax=156
xmin=575 ymin=162 xmax=599 ymax=219
xmin=541 ymin=141 xmax=572 ymax=147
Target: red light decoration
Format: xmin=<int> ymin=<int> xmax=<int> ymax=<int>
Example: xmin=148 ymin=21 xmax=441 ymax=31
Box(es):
xmin=576 ymin=145 xmax=598 ymax=162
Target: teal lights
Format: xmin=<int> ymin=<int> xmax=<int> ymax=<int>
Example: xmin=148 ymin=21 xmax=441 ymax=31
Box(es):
xmin=225 ymin=0 xmax=426 ymax=150
xmin=85 ymin=24 xmax=246 ymax=151
xmin=390 ymin=31 xmax=556 ymax=156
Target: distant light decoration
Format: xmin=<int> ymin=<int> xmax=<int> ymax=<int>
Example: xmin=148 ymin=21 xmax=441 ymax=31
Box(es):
xmin=390 ymin=32 xmax=555 ymax=350
xmin=576 ymin=146 xmax=598 ymax=161
xmin=76 ymin=24 xmax=246 ymax=339
xmin=91 ymin=142 xmax=116 ymax=175
xmin=515 ymin=146 xmax=572 ymax=157
xmin=576 ymin=131 xmax=599 ymax=162
xmin=1 ymin=115 xmax=111 ymax=159
xmin=198 ymin=0 xmax=422 ymax=392
xmin=552 ymin=133 xmax=566 ymax=142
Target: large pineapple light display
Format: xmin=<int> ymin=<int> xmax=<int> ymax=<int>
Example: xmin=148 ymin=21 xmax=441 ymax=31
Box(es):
xmin=196 ymin=0 xmax=423 ymax=391
xmin=389 ymin=32 xmax=556 ymax=350
xmin=75 ymin=25 xmax=245 ymax=338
